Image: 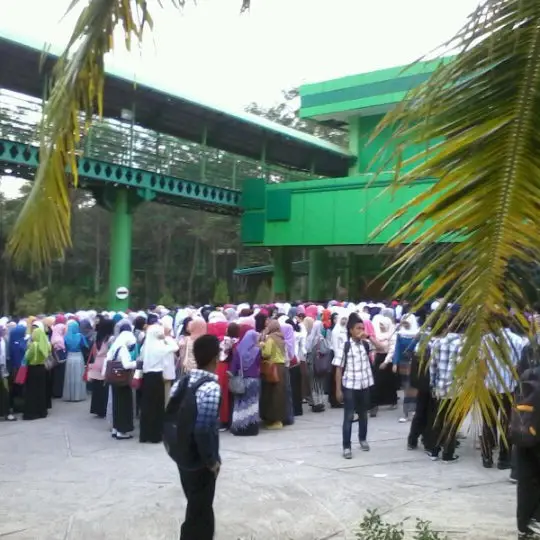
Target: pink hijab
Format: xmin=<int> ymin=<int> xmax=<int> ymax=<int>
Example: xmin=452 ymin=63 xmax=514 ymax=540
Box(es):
xmin=51 ymin=323 xmax=67 ymax=351
xmin=305 ymin=305 xmax=318 ymax=319
xmin=188 ymin=318 xmax=207 ymax=340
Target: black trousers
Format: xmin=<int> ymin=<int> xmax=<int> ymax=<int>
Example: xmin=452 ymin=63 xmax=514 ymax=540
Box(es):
xmin=289 ymin=365 xmax=303 ymax=416
xmin=516 ymin=445 xmax=540 ymax=533
xmin=431 ymin=398 xmax=458 ymax=460
xmin=482 ymin=392 xmax=512 ymax=463
xmin=178 ymin=467 xmax=216 ymax=540
xmin=408 ymin=389 xmax=435 ymax=450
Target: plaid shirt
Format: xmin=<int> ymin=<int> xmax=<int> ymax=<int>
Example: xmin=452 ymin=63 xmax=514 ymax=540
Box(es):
xmin=483 ymin=328 xmax=528 ymax=393
xmin=430 ymin=333 xmax=463 ymax=398
xmin=187 ymin=369 xmax=221 ymax=428
xmin=187 ymin=368 xmax=221 ymax=468
xmin=332 ymin=339 xmax=374 ymax=390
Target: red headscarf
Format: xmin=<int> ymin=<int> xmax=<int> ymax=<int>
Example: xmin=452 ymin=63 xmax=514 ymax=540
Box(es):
xmin=321 ymin=309 xmax=332 ymax=329
xmin=207 ymin=321 xmax=228 ymax=342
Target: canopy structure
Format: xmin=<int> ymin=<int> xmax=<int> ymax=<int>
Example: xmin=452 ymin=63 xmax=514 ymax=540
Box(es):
xmin=0 ymin=32 xmax=353 ymax=178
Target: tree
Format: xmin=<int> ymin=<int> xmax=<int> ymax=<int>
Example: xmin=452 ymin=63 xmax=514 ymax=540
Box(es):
xmin=372 ymin=0 xmax=540 ymax=427
xmin=213 ymin=279 xmax=230 ymax=305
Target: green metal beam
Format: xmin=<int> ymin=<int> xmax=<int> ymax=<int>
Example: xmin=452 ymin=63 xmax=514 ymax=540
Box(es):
xmin=0 ymin=139 xmax=242 ymax=215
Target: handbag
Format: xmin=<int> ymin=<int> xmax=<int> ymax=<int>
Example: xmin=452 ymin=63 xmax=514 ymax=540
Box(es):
xmin=45 ymin=354 xmax=56 ymax=371
xmin=228 ymin=349 xmax=245 ymax=395
xmin=82 ymin=343 xmax=97 ymax=382
xmin=313 ymin=339 xmax=332 ymax=377
xmin=104 ymin=349 xmax=132 ymax=387
xmin=261 ymin=361 xmax=279 ymax=383
xmin=131 ymin=368 xmax=143 ymax=390
xmin=15 ymin=365 xmax=28 ymax=385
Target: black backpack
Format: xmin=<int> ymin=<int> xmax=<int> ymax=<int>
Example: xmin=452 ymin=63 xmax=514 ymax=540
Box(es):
xmin=163 ymin=375 xmax=213 ymax=465
xmin=511 ymin=366 xmax=540 ymax=448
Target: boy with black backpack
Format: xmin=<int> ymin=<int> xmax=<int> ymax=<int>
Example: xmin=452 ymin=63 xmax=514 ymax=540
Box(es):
xmin=164 ymin=334 xmax=221 ymax=540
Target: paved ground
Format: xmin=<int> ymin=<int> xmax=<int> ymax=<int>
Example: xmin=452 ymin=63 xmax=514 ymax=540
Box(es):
xmin=0 ymin=399 xmax=517 ymax=540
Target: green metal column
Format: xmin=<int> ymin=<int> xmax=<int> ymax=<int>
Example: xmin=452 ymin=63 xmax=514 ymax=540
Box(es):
xmin=308 ymin=248 xmax=327 ymax=301
xmin=272 ymin=246 xmax=292 ymax=301
xmin=109 ymin=188 xmax=132 ymax=311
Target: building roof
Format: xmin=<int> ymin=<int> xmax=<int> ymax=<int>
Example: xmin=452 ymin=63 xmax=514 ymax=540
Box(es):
xmin=300 ymin=57 xmax=453 ymax=122
xmin=0 ymin=31 xmax=353 ymax=178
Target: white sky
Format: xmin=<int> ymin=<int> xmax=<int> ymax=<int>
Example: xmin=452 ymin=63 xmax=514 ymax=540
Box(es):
xmin=1 ymin=0 xmax=479 ymax=108
xmin=0 ymin=0 xmax=479 ymax=197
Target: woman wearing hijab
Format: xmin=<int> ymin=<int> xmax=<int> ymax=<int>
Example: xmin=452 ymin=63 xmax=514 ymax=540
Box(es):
xmin=22 ymin=327 xmax=50 ymax=420
xmin=390 ymin=314 xmax=420 ymax=423
xmin=281 ymin=321 xmax=300 ymax=421
xmin=79 ymin=319 xmax=95 ymax=364
xmin=179 ymin=318 xmax=207 ymax=374
xmin=102 ymin=328 xmax=137 ymax=439
xmin=7 ymin=323 xmax=28 ymax=414
xmin=0 ymin=323 xmax=15 ymax=421
xmin=63 ymin=320 xmax=87 ymax=402
xmin=50 ymin=319 xmax=68 ymax=398
xmin=306 ymin=321 xmax=330 ymax=413
xmin=370 ymin=315 xmax=398 ymax=416
xmin=139 ymin=324 xmax=178 ymax=443
xmin=229 ymin=327 xmax=261 ymax=436
xmin=289 ymin=317 xmax=306 ymax=417
xmin=254 ymin=312 xmax=268 ymax=333
xmin=259 ymin=320 xmax=287 ymax=429
xmin=208 ymin=317 xmax=234 ymax=430
xmin=88 ymin=319 xmax=115 ymax=418
xmin=329 ymin=311 xmax=348 ymax=409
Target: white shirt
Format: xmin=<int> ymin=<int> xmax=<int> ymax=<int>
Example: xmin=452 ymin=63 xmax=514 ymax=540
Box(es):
xmin=294 ymin=330 xmax=306 ymax=362
xmin=162 ymin=337 xmax=180 ymax=380
xmin=332 ymin=339 xmax=374 ymax=390
xmin=142 ymin=338 xmax=179 ymax=374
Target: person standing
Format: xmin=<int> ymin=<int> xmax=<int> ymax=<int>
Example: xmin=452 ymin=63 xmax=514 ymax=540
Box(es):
xmin=334 ymin=313 xmax=380 ymax=459
xmin=175 ymin=334 xmax=221 ymax=540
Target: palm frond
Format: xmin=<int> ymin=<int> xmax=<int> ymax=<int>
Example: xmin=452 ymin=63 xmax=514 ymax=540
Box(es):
xmin=373 ymin=0 xmax=540 ymax=425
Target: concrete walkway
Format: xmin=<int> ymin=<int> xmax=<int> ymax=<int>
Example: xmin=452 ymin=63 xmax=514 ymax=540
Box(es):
xmin=0 ymin=400 xmax=516 ymax=539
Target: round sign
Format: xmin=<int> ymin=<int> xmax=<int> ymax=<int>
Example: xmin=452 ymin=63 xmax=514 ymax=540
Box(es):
xmin=116 ymin=286 xmax=129 ymax=301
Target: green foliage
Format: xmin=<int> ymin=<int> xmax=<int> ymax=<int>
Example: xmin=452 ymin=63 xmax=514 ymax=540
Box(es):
xmin=413 ymin=520 xmax=448 ymax=540
xmin=158 ymin=291 xmax=176 ymax=308
xmin=213 ymin=279 xmax=230 ymax=305
xmin=15 ymin=288 xmax=47 ymax=316
xmin=356 ymin=510 xmax=404 ymax=540
xmin=254 ymin=281 xmax=272 ymax=305
xmin=356 ymin=510 xmax=448 ymax=540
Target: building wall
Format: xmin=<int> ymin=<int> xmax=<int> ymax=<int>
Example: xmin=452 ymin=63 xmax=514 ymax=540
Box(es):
xmin=241 ymin=175 xmax=434 ymax=247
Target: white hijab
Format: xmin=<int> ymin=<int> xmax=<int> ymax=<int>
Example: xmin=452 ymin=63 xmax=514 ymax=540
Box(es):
xmin=398 ymin=314 xmax=419 ymax=338
xmin=141 ymin=324 xmax=167 ymax=362
xmin=306 ymin=320 xmax=325 ymax=352
xmin=107 ymin=330 xmax=136 ymax=360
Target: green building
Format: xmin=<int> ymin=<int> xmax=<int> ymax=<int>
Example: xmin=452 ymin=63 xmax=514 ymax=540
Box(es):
xmin=239 ymin=59 xmax=448 ymax=300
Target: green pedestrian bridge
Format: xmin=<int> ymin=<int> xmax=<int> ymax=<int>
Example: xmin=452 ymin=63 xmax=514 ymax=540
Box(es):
xmin=0 ymin=32 xmax=444 ymax=306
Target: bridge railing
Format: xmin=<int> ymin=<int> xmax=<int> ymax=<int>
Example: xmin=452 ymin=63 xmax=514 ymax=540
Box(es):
xmin=0 ymin=89 xmax=315 ymax=189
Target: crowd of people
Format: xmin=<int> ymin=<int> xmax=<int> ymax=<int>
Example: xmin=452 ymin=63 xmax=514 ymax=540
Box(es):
xmin=0 ymin=299 xmax=539 ymax=539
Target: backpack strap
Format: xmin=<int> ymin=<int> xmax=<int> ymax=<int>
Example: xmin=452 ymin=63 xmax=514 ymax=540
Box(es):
xmin=342 ymin=340 xmax=351 ymax=373
xmin=191 ymin=375 xmax=214 ymax=392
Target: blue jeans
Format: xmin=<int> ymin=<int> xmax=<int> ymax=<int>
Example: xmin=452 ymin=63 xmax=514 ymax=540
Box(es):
xmin=342 ymin=387 xmax=370 ymax=449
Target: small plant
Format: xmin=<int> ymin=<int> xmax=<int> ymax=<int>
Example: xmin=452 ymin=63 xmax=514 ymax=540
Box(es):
xmin=356 ymin=510 xmax=404 ymax=540
xmin=413 ymin=519 xmax=449 ymax=540
xmin=356 ymin=511 xmax=448 ymax=540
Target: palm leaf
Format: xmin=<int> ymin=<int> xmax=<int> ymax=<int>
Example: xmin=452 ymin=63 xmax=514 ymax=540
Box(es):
xmin=372 ymin=0 xmax=540 ymax=428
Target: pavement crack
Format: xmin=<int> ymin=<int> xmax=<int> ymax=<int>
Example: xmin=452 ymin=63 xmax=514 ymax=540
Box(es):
xmin=63 ymin=428 xmax=73 ymax=458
